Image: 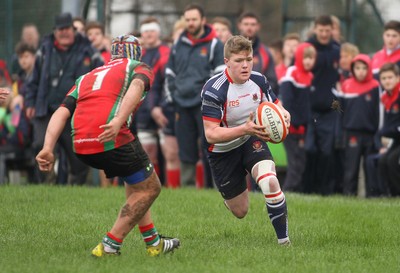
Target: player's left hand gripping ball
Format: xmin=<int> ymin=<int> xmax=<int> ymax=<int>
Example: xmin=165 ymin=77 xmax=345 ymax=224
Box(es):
xmin=255 ymin=102 xmax=288 ymax=143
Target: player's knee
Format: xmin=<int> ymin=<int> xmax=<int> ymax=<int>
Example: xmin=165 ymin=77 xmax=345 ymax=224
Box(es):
xmin=251 ymin=160 xmax=284 ymax=203
xmin=148 ymin=173 xmax=162 ymax=197
xmin=231 ymin=206 xmax=248 ymax=219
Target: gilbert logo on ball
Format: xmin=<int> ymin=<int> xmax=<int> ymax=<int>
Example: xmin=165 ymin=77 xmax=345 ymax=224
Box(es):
xmin=256 ymin=102 xmax=288 ymax=143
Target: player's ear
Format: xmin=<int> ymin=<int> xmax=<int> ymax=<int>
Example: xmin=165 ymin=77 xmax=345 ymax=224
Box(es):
xmin=224 ymin=58 xmax=229 ymax=65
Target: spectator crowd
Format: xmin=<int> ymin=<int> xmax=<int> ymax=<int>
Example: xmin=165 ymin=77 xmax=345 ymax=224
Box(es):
xmin=0 ymin=4 xmax=399 ymax=198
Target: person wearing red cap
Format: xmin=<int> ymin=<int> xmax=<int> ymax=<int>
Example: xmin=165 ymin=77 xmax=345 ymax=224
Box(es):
xmin=36 ymin=34 xmax=180 ymax=257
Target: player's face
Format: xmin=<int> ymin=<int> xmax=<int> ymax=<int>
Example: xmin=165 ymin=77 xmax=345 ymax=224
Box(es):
xmin=353 ymin=61 xmax=368 ymax=82
xmin=54 ymin=26 xmax=75 ymax=48
xmin=380 ymin=71 xmax=399 ymax=92
xmin=140 ymin=29 xmax=160 ymax=48
xmin=383 ymin=29 xmax=400 ymax=50
xmin=237 ymin=17 xmax=259 ymax=39
xmin=303 ymin=56 xmax=316 ymax=71
xmin=87 ymin=28 xmax=104 ymax=49
xmin=282 ymin=39 xmax=299 ymax=60
xmin=225 ymin=51 xmax=253 ymax=84
xmin=213 ymin=22 xmax=232 ymax=44
xmin=314 ymin=24 xmax=333 ymax=45
xmin=184 ymin=9 xmax=205 ymax=37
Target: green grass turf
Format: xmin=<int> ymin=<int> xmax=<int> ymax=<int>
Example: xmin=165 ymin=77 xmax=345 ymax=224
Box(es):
xmin=1 ymin=185 xmax=399 ymax=273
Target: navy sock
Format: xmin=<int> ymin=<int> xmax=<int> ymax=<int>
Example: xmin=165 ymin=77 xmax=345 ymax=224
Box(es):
xmin=266 ymin=198 xmax=289 ymax=241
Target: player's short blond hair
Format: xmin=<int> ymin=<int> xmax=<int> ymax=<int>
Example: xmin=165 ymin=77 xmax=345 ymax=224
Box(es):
xmin=224 ymin=35 xmax=253 ymax=59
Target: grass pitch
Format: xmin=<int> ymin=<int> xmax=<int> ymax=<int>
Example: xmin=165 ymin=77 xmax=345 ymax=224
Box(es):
xmin=0 ymin=185 xmax=399 ymax=273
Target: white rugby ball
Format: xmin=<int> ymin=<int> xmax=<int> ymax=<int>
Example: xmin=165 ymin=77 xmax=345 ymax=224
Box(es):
xmin=255 ymin=102 xmax=288 ymax=144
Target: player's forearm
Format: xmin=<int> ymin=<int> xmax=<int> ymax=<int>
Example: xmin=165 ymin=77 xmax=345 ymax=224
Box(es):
xmin=205 ymin=125 xmax=246 ymax=144
xmin=42 ymin=107 xmax=70 ymax=151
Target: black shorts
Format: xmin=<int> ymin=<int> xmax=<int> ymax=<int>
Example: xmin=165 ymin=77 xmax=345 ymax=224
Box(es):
xmin=76 ymin=138 xmax=152 ymax=181
xmin=207 ymin=136 xmax=273 ymax=200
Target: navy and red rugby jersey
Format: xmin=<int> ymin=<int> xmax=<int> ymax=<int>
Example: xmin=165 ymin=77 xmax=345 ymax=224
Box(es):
xmin=201 ymin=69 xmax=278 ymax=153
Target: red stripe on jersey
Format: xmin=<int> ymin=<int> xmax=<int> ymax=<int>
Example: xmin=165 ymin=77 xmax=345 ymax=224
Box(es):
xmin=225 ymin=69 xmax=234 ymax=83
xmin=203 ymin=116 xmax=221 ymax=123
xmin=222 ymin=100 xmax=228 ymax=127
xmin=208 ymin=144 xmax=215 ymax=152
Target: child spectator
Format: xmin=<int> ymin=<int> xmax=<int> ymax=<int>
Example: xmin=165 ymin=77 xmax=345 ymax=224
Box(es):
xmin=277 ymin=33 xmax=300 ymax=83
xmin=371 ymin=20 xmax=400 ymax=77
xmin=269 ymin=39 xmax=283 ymax=78
xmin=338 ymin=43 xmax=359 ymax=85
xmin=11 ymin=24 xmax=40 ymax=81
xmin=85 ymin=21 xmax=111 ymax=63
xmin=73 ymin=17 xmax=86 ymax=36
xmin=334 ymin=54 xmax=380 ymax=195
xmin=377 ymin=63 xmax=400 ymax=196
xmin=14 ymin=42 xmax=36 ymax=93
xmin=280 ymin=43 xmax=316 ymax=192
xmin=330 ymin=15 xmax=343 ymax=44
xmin=211 ymin=16 xmax=232 ymax=44
xmin=334 ymin=42 xmax=359 ymax=193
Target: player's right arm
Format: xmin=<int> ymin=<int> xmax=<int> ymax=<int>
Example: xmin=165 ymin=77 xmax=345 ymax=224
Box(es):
xmin=36 ymin=106 xmax=71 ymax=172
xmin=203 ymin=112 xmax=270 ymax=144
xmin=98 ymin=64 xmax=154 ymax=143
xmin=36 ymin=85 xmax=78 ymax=172
xmin=201 ymin=86 xmax=269 ymax=143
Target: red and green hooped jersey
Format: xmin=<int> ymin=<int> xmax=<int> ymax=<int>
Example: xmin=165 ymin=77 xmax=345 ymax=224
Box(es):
xmin=65 ymin=58 xmax=153 ymax=154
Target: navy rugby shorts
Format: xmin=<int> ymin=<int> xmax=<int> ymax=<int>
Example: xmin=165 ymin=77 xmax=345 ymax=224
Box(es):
xmin=207 ymin=136 xmax=273 ymax=199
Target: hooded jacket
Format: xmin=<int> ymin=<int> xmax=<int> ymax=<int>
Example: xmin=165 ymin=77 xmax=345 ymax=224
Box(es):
xmin=338 ymin=54 xmax=380 ymax=132
xmin=371 ymin=46 xmax=400 ymax=77
xmin=380 ymin=82 xmax=400 ymax=140
xmin=280 ymin=43 xmax=314 ymax=128
xmin=165 ymin=24 xmax=225 ymax=108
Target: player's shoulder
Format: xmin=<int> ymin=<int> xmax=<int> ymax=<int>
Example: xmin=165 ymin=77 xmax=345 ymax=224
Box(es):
xmin=249 ymin=71 xmax=268 ymax=85
xmin=204 ymin=71 xmax=229 ymax=92
xmin=202 ymin=71 xmax=229 ymax=100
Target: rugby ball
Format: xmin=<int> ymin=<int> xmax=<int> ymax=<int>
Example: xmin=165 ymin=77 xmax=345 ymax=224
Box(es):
xmin=255 ymin=102 xmax=288 ymax=144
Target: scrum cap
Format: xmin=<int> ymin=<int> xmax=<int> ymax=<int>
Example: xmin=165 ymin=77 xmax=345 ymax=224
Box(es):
xmin=111 ymin=34 xmax=142 ymax=61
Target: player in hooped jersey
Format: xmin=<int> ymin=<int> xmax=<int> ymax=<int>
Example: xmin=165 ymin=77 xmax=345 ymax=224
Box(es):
xmin=201 ymin=35 xmax=291 ymax=245
xmin=36 ymin=35 xmax=180 ymax=256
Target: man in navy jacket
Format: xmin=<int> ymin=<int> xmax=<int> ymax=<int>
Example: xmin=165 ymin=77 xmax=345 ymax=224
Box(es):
xmin=303 ymin=15 xmax=340 ymax=195
xmin=166 ymin=4 xmax=225 ymax=187
xmin=24 ymin=13 xmax=103 ymax=185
